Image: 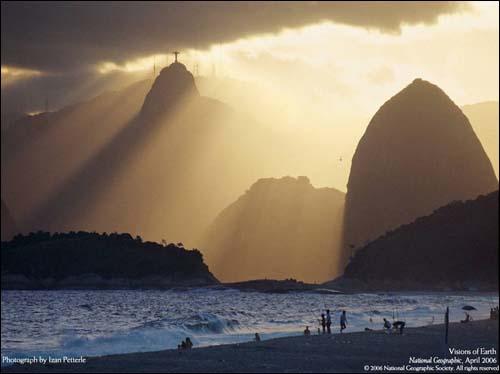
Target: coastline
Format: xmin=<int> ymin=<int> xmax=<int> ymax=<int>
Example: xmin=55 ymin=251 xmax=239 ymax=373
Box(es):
xmin=2 ymin=275 xmax=498 ymax=293
xmin=0 ymin=274 xmax=218 ymax=290
xmin=4 ymin=319 xmax=498 ymax=373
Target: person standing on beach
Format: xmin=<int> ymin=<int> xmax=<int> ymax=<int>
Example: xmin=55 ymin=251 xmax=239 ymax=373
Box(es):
xmin=326 ymin=310 xmax=332 ymax=334
xmin=383 ymin=318 xmax=392 ymax=331
xmin=320 ymin=313 xmax=326 ymax=334
xmin=340 ymin=310 xmax=347 ymax=333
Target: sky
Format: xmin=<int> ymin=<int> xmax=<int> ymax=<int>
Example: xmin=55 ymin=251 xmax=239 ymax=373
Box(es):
xmin=1 ymin=1 xmax=499 ymax=189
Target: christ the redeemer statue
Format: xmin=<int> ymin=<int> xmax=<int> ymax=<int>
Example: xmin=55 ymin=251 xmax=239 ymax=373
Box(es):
xmin=173 ymin=51 xmax=180 ymax=63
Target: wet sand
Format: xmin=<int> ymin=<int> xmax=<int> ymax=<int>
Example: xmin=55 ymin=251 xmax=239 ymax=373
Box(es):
xmin=4 ymin=319 xmax=498 ymax=373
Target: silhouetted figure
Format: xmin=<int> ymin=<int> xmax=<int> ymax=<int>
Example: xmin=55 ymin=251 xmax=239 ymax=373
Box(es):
xmin=461 ymin=312 xmax=472 ymax=323
xmin=326 ymin=310 xmax=332 ymax=334
xmin=254 ymin=333 xmax=261 ymax=342
xmin=383 ymin=318 xmax=392 ymax=332
xmin=490 ymin=307 xmax=499 ymax=320
xmin=393 ymin=321 xmax=405 ymax=334
xmin=340 ymin=310 xmax=347 ymax=333
xmin=320 ymin=313 xmax=326 ymax=334
xmin=304 ymin=326 xmax=311 ymax=336
xmin=178 ymin=337 xmax=193 ymax=350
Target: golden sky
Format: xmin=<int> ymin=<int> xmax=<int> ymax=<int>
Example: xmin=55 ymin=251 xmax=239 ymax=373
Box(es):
xmin=2 ymin=1 xmax=498 ymax=190
xmin=97 ymin=1 xmax=498 ymax=107
xmin=95 ymin=1 xmax=498 ymax=189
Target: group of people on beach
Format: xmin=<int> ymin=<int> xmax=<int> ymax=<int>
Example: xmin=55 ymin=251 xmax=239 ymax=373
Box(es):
xmin=382 ymin=318 xmax=406 ymax=334
xmin=308 ymin=309 xmax=407 ymax=337
xmin=175 ymin=304 xmax=498 ymax=352
xmin=177 ymin=303 xmax=500 ymax=353
xmin=177 ymin=337 xmax=193 ymax=350
xmin=309 ymin=309 xmax=348 ymax=335
xmin=302 ymin=309 xmax=348 ymax=337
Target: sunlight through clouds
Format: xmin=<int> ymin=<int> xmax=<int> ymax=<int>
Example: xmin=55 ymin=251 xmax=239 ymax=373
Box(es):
xmin=97 ymin=54 xmax=169 ymax=74
xmin=1 ymin=65 xmax=43 ymax=86
xmin=95 ymin=1 xmax=498 ymax=111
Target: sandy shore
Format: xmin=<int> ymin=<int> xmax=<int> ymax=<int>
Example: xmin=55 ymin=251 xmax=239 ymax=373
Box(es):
xmin=4 ymin=320 xmax=498 ymax=373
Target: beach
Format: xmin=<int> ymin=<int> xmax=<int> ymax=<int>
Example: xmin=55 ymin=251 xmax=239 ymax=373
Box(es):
xmin=4 ymin=319 xmax=498 ymax=373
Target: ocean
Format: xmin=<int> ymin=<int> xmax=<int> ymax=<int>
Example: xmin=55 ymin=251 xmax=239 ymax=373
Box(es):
xmin=1 ymin=289 xmax=498 ymax=365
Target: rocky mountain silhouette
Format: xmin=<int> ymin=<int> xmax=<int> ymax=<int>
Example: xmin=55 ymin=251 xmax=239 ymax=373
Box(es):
xmin=141 ymin=62 xmax=199 ymax=120
xmin=339 ymin=190 xmax=498 ymax=290
xmin=462 ymin=101 xmax=499 ymax=177
xmin=342 ymin=79 xmax=498 ymax=265
xmin=2 ymin=63 xmax=288 ymax=245
xmin=1 ymin=200 xmax=18 ymax=241
xmin=201 ymin=176 xmax=345 ymax=283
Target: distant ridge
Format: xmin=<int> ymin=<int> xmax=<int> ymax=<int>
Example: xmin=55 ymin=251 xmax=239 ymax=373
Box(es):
xmin=334 ymin=190 xmax=499 ymax=291
xmin=201 ymin=176 xmax=345 ymax=283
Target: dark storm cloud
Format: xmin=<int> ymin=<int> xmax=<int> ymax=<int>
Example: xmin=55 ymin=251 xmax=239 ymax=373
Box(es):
xmin=2 ymin=1 xmax=468 ymax=72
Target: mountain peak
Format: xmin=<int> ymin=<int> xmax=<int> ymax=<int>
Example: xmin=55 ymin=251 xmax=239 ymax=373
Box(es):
xmin=251 ymin=176 xmax=311 ymax=188
xmin=409 ymin=77 xmax=441 ymax=89
xmin=140 ymin=62 xmax=199 ymax=120
xmin=399 ymin=78 xmax=451 ymax=102
xmin=410 ymin=77 xmax=425 ymax=85
xmin=396 ymin=78 xmax=447 ymax=100
xmin=201 ymin=176 xmax=346 ymax=283
xmin=343 ymin=79 xmax=498 ymax=257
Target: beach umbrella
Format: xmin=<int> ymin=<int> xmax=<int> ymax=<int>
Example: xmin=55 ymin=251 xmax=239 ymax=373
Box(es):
xmin=462 ymin=305 xmax=477 ymax=311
